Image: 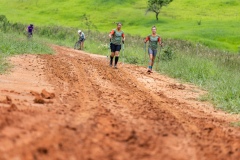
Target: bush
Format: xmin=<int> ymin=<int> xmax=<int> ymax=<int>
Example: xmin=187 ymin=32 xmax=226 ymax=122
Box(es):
xmin=126 ymin=56 xmax=140 ymax=64
xmin=161 ymin=45 xmax=174 ymax=61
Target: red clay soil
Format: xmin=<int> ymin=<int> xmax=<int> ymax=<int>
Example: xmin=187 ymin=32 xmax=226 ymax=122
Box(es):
xmin=0 ymin=45 xmax=240 ymax=160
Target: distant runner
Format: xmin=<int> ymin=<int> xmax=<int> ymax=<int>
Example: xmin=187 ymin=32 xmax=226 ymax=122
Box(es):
xmin=78 ymin=30 xmax=85 ymax=50
xmin=26 ymin=24 xmax=34 ymax=38
xmin=109 ymin=22 xmax=125 ymax=69
xmin=144 ymin=26 xmax=162 ymax=73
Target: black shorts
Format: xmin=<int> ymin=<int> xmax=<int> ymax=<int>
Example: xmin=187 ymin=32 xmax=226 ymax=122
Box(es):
xmin=110 ymin=43 xmax=121 ymax=52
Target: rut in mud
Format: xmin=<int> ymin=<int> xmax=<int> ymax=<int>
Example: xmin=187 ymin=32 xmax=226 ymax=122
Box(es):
xmin=0 ymin=45 xmax=240 ymax=160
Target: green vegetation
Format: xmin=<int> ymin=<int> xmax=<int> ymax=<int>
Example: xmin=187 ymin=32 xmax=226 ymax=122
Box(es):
xmin=0 ymin=31 xmax=53 ymax=73
xmin=0 ymin=32 xmax=52 ymax=55
xmin=0 ymin=0 xmax=240 ymax=52
xmin=160 ymin=46 xmax=240 ymax=113
xmin=146 ymin=0 xmax=173 ymax=21
xmin=230 ymin=122 xmax=240 ymax=127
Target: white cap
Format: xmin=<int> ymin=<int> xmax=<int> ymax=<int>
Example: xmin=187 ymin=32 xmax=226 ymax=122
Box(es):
xmin=78 ymin=30 xmax=81 ymax=33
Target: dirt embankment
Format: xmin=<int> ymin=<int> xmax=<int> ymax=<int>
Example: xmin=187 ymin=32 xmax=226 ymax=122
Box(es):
xmin=0 ymin=45 xmax=239 ymax=160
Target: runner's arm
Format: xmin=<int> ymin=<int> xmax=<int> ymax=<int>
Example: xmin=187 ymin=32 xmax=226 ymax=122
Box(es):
xmin=158 ymin=37 xmax=163 ymax=46
xmin=144 ymin=36 xmax=150 ymax=43
xmin=122 ymin=33 xmax=125 ymax=41
xmin=109 ymin=30 xmax=115 ymax=39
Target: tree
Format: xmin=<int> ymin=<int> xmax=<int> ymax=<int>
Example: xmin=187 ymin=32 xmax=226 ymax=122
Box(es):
xmin=81 ymin=14 xmax=97 ymax=35
xmin=146 ymin=0 xmax=173 ymax=21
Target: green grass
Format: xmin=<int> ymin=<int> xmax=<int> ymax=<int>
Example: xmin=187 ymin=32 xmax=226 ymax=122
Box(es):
xmin=0 ymin=32 xmax=53 ymax=73
xmin=1 ymin=0 xmax=240 ymax=52
xmin=230 ymin=122 xmax=240 ymax=127
xmin=0 ymin=55 xmax=9 ymax=73
xmin=160 ymin=52 xmax=240 ymax=113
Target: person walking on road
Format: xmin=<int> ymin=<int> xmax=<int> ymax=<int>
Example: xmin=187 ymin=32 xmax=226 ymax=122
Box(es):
xmin=78 ymin=30 xmax=86 ymax=50
xmin=109 ymin=22 xmax=125 ymax=69
xmin=144 ymin=26 xmax=162 ymax=73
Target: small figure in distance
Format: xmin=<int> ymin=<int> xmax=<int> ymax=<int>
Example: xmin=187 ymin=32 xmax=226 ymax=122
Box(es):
xmin=78 ymin=30 xmax=86 ymax=50
xmin=26 ymin=24 xmax=34 ymax=39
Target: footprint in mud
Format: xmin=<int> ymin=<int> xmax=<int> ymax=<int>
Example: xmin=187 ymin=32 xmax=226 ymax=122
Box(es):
xmin=168 ymin=84 xmax=186 ymax=90
xmin=37 ymin=147 xmax=48 ymax=155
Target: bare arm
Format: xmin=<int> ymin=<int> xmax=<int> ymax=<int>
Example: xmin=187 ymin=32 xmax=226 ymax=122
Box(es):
xmin=158 ymin=37 xmax=162 ymax=46
xmin=144 ymin=36 xmax=149 ymax=43
xmin=109 ymin=30 xmax=114 ymax=39
xmin=122 ymin=33 xmax=125 ymax=41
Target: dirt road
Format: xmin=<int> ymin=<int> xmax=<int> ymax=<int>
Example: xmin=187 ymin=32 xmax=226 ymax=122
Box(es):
xmin=0 ymin=45 xmax=240 ymax=160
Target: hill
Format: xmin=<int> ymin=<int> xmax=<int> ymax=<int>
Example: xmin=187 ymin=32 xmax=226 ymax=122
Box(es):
xmin=1 ymin=0 xmax=240 ymax=52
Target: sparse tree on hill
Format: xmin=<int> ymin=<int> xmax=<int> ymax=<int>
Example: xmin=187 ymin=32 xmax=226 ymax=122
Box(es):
xmin=146 ymin=0 xmax=173 ymax=21
xmin=81 ymin=14 xmax=97 ymax=35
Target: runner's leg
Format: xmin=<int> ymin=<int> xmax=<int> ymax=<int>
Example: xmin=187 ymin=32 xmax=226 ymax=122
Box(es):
xmin=110 ymin=44 xmax=115 ymax=66
xmin=79 ymin=40 xmax=83 ymax=50
xmin=149 ymin=54 xmax=154 ymax=71
xmin=110 ymin=53 xmax=114 ymax=66
xmin=148 ymin=48 xmax=153 ymax=71
xmin=114 ymin=51 xmax=119 ymax=67
xmin=151 ymin=50 xmax=158 ymax=69
xmin=81 ymin=41 xmax=84 ymax=50
xmin=114 ymin=45 xmax=121 ymax=68
xmin=151 ymin=50 xmax=157 ymax=66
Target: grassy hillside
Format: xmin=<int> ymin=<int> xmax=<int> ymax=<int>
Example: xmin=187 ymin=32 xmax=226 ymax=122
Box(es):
xmin=1 ymin=0 xmax=240 ymax=52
